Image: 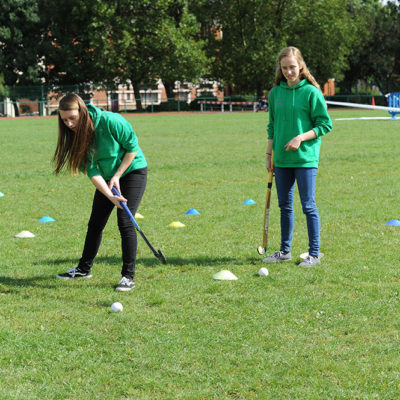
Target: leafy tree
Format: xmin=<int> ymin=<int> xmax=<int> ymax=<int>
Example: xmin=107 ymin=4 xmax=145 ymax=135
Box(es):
xmin=41 ymin=0 xmax=209 ymax=109
xmin=157 ymin=1 xmax=210 ymax=99
xmin=3 ymin=0 xmax=400 ymax=109
xmin=0 ymin=74 xmax=4 ymax=97
xmin=0 ymin=0 xmax=43 ymax=115
xmin=39 ymin=0 xmax=108 ymax=97
xmin=286 ymin=0 xmax=358 ymax=84
xmin=192 ymin=0 xmax=363 ymax=95
xmin=87 ymin=0 xmax=171 ymax=110
xmin=191 ymin=0 xmax=286 ymax=96
xmin=339 ymin=0 xmax=400 ymax=94
xmin=89 ymin=0 xmax=209 ymax=109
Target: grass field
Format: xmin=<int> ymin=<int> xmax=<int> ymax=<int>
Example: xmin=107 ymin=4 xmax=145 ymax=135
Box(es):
xmin=0 ymin=109 xmax=400 ymax=399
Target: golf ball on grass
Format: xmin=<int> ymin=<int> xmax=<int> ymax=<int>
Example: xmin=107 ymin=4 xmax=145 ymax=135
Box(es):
xmin=111 ymin=302 xmax=123 ymax=312
xmin=258 ymin=267 xmax=269 ymax=277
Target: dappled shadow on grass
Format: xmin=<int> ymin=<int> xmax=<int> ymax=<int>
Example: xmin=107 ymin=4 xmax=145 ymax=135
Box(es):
xmin=137 ymin=255 xmax=260 ymax=267
xmin=0 ymin=255 xmax=261 ymax=292
xmin=33 ymin=256 xmax=121 ymax=267
xmin=34 ymin=254 xmax=260 ymax=268
xmin=0 ymin=273 xmax=118 ymax=291
xmin=0 ymin=254 xmax=261 ymax=290
xmin=0 ymin=275 xmax=59 ymax=290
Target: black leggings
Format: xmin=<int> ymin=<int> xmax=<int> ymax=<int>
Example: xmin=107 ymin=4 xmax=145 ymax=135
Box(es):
xmin=78 ymin=167 xmax=147 ymax=279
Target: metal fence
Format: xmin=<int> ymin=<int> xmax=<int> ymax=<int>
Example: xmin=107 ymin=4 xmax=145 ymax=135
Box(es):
xmin=0 ymin=86 xmax=391 ymax=118
xmin=325 ymin=94 xmax=387 ymax=107
xmin=0 ymin=93 xmax=261 ymax=117
xmin=0 ymin=97 xmax=213 ymax=117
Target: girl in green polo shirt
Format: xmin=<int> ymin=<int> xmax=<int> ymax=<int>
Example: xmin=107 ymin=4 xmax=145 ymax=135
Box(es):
xmin=53 ymin=93 xmax=147 ymax=291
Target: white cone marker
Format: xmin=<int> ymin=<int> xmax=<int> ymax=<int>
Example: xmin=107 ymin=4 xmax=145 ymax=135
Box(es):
xmin=15 ymin=231 xmax=35 ymax=238
xmin=213 ymin=270 xmax=238 ymax=281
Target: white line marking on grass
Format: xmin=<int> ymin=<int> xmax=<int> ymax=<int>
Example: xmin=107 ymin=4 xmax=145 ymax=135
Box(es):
xmin=335 ymin=117 xmax=392 ymax=121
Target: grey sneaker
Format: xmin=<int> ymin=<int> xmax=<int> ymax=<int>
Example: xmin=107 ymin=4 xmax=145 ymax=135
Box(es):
xmin=298 ymin=255 xmax=321 ymax=267
xmin=262 ymin=251 xmax=292 ymax=263
xmin=56 ymin=267 xmax=92 ymax=279
xmin=116 ymin=276 xmax=135 ymax=292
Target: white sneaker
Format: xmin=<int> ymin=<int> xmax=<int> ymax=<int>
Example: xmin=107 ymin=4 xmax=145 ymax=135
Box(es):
xmin=262 ymin=251 xmax=292 ymax=263
xmin=115 ymin=276 xmax=135 ymax=292
xmin=298 ymin=255 xmax=321 ymax=267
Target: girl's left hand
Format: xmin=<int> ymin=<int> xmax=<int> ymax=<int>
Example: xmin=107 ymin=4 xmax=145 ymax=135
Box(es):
xmin=108 ymin=175 xmax=121 ymax=195
xmin=284 ymin=135 xmax=302 ymax=151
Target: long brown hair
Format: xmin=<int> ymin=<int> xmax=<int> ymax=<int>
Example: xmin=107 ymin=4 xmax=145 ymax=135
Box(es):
xmin=274 ymin=46 xmax=321 ymax=91
xmin=53 ymin=93 xmax=94 ymax=175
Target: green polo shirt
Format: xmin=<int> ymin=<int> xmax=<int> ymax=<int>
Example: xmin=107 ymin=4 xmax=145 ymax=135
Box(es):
xmin=85 ymin=104 xmax=147 ymax=180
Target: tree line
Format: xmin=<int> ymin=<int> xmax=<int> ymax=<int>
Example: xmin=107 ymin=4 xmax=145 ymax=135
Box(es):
xmin=1 ymin=0 xmax=399 ymax=110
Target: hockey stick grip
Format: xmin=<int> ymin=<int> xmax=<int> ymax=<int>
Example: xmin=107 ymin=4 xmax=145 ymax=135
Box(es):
xmin=111 ymin=186 xmax=139 ymax=229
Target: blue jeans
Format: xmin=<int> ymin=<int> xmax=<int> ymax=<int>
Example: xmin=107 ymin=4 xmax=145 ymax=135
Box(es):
xmin=274 ymin=167 xmax=320 ymax=256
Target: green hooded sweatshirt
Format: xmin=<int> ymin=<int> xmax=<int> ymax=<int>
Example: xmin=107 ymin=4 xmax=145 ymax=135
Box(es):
xmin=267 ymin=79 xmax=332 ymax=168
xmin=85 ymin=104 xmax=147 ymax=180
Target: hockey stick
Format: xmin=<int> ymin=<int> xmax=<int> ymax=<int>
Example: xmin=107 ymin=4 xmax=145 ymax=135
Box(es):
xmin=112 ymin=186 xmax=167 ymax=264
xmin=257 ymin=153 xmax=274 ymax=255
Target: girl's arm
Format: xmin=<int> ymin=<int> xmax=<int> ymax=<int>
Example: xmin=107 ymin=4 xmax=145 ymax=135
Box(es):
xmin=284 ymin=130 xmax=317 ymax=151
xmin=90 ymin=175 xmax=127 ymax=209
xmin=285 ymin=89 xmax=332 ymax=152
xmin=108 ymin=151 xmax=137 ymax=195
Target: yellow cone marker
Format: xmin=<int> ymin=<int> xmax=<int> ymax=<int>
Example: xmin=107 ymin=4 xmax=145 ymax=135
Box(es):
xmin=135 ymin=213 xmax=144 ymax=219
xmin=169 ymin=221 xmax=185 ymax=228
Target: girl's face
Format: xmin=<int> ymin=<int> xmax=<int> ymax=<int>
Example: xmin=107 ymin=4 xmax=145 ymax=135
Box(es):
xmin=59 ymin=109 xmax=80 ymax=131
xmin=280 ymin=55 xmax=301 ymax=87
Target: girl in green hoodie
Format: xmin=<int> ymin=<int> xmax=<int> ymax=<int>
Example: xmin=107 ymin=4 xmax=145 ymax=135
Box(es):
xmin=263 ymin=47 xmax=332 ymax=267
xmin=53 ymin=93 xmax=147 ymax=291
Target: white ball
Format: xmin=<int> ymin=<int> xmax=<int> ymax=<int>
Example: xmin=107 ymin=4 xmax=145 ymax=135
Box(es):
xmin=258 ymin=267 xmax=269 ymax=277
xmin=111 ymin=302 xmax=123 ymax=312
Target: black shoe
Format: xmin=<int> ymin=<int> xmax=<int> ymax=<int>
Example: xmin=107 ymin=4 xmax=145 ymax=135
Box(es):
xmin=56 ymin=267 xmax=92 ymax=280
xmin=115 ymin=276 xmax=135 ymax=292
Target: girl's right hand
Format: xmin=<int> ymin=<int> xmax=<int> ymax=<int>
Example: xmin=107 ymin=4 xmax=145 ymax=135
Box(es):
xmin=90 ymin=174 xmax=127 ymax=209
xmin=109 ymin=193 xmax=127 ymax=209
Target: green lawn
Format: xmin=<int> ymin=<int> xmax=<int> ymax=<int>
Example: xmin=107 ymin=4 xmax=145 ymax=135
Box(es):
xmin=0 ymin=110 xmax=399 ymax=399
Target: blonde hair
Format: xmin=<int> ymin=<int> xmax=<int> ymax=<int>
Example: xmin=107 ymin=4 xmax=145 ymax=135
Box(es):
xmin=274 ymin=47 xmax=321 ymax=91
xmin=53 ymin=93 xmax=94 ymax=175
